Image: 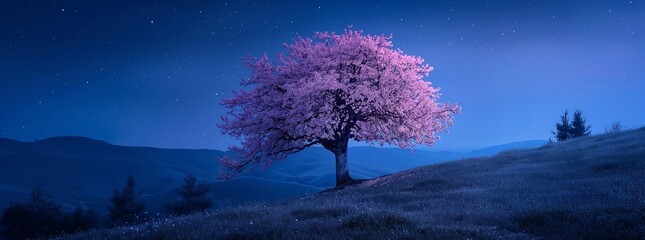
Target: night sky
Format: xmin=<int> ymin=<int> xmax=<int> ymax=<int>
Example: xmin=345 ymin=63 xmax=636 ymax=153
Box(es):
xmin=1 ymin=1 xmax=644 ymax=151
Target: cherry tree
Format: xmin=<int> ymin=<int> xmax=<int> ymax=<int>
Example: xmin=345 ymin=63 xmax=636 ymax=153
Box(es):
xmin=219 ymin=28 xmax=460 ymax=187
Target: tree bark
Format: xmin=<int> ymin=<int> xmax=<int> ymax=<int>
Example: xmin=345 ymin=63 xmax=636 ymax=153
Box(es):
xmin=333 ymin=139 xmax=352 ymax=187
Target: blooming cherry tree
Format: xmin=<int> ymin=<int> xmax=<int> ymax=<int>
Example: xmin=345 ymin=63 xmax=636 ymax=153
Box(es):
xmin=219 ymin=28 xmax=460 ymax=186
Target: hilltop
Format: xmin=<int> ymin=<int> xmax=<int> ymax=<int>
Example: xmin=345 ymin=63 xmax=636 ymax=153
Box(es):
xmin=62 ymin=129 xmax=645 ymax=239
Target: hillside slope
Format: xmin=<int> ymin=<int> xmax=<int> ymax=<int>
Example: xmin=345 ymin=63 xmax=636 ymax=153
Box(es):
xmin=65 ymin=129 xmax=644 ymax=239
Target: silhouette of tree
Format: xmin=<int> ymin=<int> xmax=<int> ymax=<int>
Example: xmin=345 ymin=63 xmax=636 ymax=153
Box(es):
xmin=108 ymin=175 xmax=145 ymax=226
xmin=2 ymin=187 xmax=63 ymax=239
xmin=571 ymin=109 xmax=591 ymax=138
xmin=165 ymin=174 xmax=212 ymax=215
xmin=552 ymin=109 xmax=591 ymax=142
xmin=553 ymin=110 xmax=572 ymax=142
xmin=63 ymin=206 xmax=99 ymax=233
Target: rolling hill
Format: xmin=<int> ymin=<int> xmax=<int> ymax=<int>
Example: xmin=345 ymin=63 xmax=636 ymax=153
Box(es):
xmin=62 ymin=128 xmax=644 ymax=239
xmin=0 ymin=136 xmax=544 ymax=216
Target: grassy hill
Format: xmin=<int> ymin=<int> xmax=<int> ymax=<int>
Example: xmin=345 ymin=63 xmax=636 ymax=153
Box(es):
xmin=61 ymin=128 xmax=645 ymax=239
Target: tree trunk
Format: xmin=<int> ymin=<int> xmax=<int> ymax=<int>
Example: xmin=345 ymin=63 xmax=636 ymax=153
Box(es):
xmin=333 ymin=140 xmax=352 ymax=187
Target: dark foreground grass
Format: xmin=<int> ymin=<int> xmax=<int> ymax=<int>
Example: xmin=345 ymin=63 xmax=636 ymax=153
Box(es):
xmin=59 ymin=129 xmax=645 ymax=239
xmin=512 ymin=208 xmax=644 ymax=239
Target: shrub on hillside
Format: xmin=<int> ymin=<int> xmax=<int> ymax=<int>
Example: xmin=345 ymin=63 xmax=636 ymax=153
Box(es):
xmin=1 ymin=187 xmax=98 ymax=239
xmin=108 ymin=175 xmax=145 ymax=226
xmin=164 ymin=174 xmax=213 ymax=216
xmin=604 ymin=121 xmax=624 ymax=133
xmin=64 ymin=206 xmax=100 ymax=233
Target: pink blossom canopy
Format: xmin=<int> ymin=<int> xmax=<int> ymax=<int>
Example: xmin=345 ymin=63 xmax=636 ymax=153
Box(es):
xmin=219 ymin=28 xmax=460 ymax=178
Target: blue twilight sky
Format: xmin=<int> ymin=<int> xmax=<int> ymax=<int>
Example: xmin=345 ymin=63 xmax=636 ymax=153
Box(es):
xmin=1 ymin=0 xmax=644 ymax=151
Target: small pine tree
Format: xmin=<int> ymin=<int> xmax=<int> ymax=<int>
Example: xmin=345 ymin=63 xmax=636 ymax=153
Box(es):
xmin=164 ymin=174 xmax=213 ymax=215
xmin=553 ymin=110 xmax=572 ymax=142
xmin=108 ymin=175 xmax=145 ymax=226
xmin=570 ymin=109 xmax=591 ymax=138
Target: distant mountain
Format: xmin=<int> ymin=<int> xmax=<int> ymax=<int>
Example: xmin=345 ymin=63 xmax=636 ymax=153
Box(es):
xmin=466 ymin=140 xmax=547 ymax=156
xmin=0 ymin=136 xmax=226 ymax=215
xmin=0 ymin=136 xmax=545 ymax=215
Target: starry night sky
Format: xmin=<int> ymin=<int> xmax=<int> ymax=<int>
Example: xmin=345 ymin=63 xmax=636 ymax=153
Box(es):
xmin=1 ymin=1 xmax=644 ymax=151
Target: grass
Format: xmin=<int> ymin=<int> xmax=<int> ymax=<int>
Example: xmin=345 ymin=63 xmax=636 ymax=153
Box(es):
xmin=511 ymin=208 xmax=644 ymax=239
xmin=58 ymin=129 xmax=645 ymax=239
xmin=290 ymin=208 xmax=348 ymax=220
xmin=339 ymin=213 xmax=411 ymax=230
